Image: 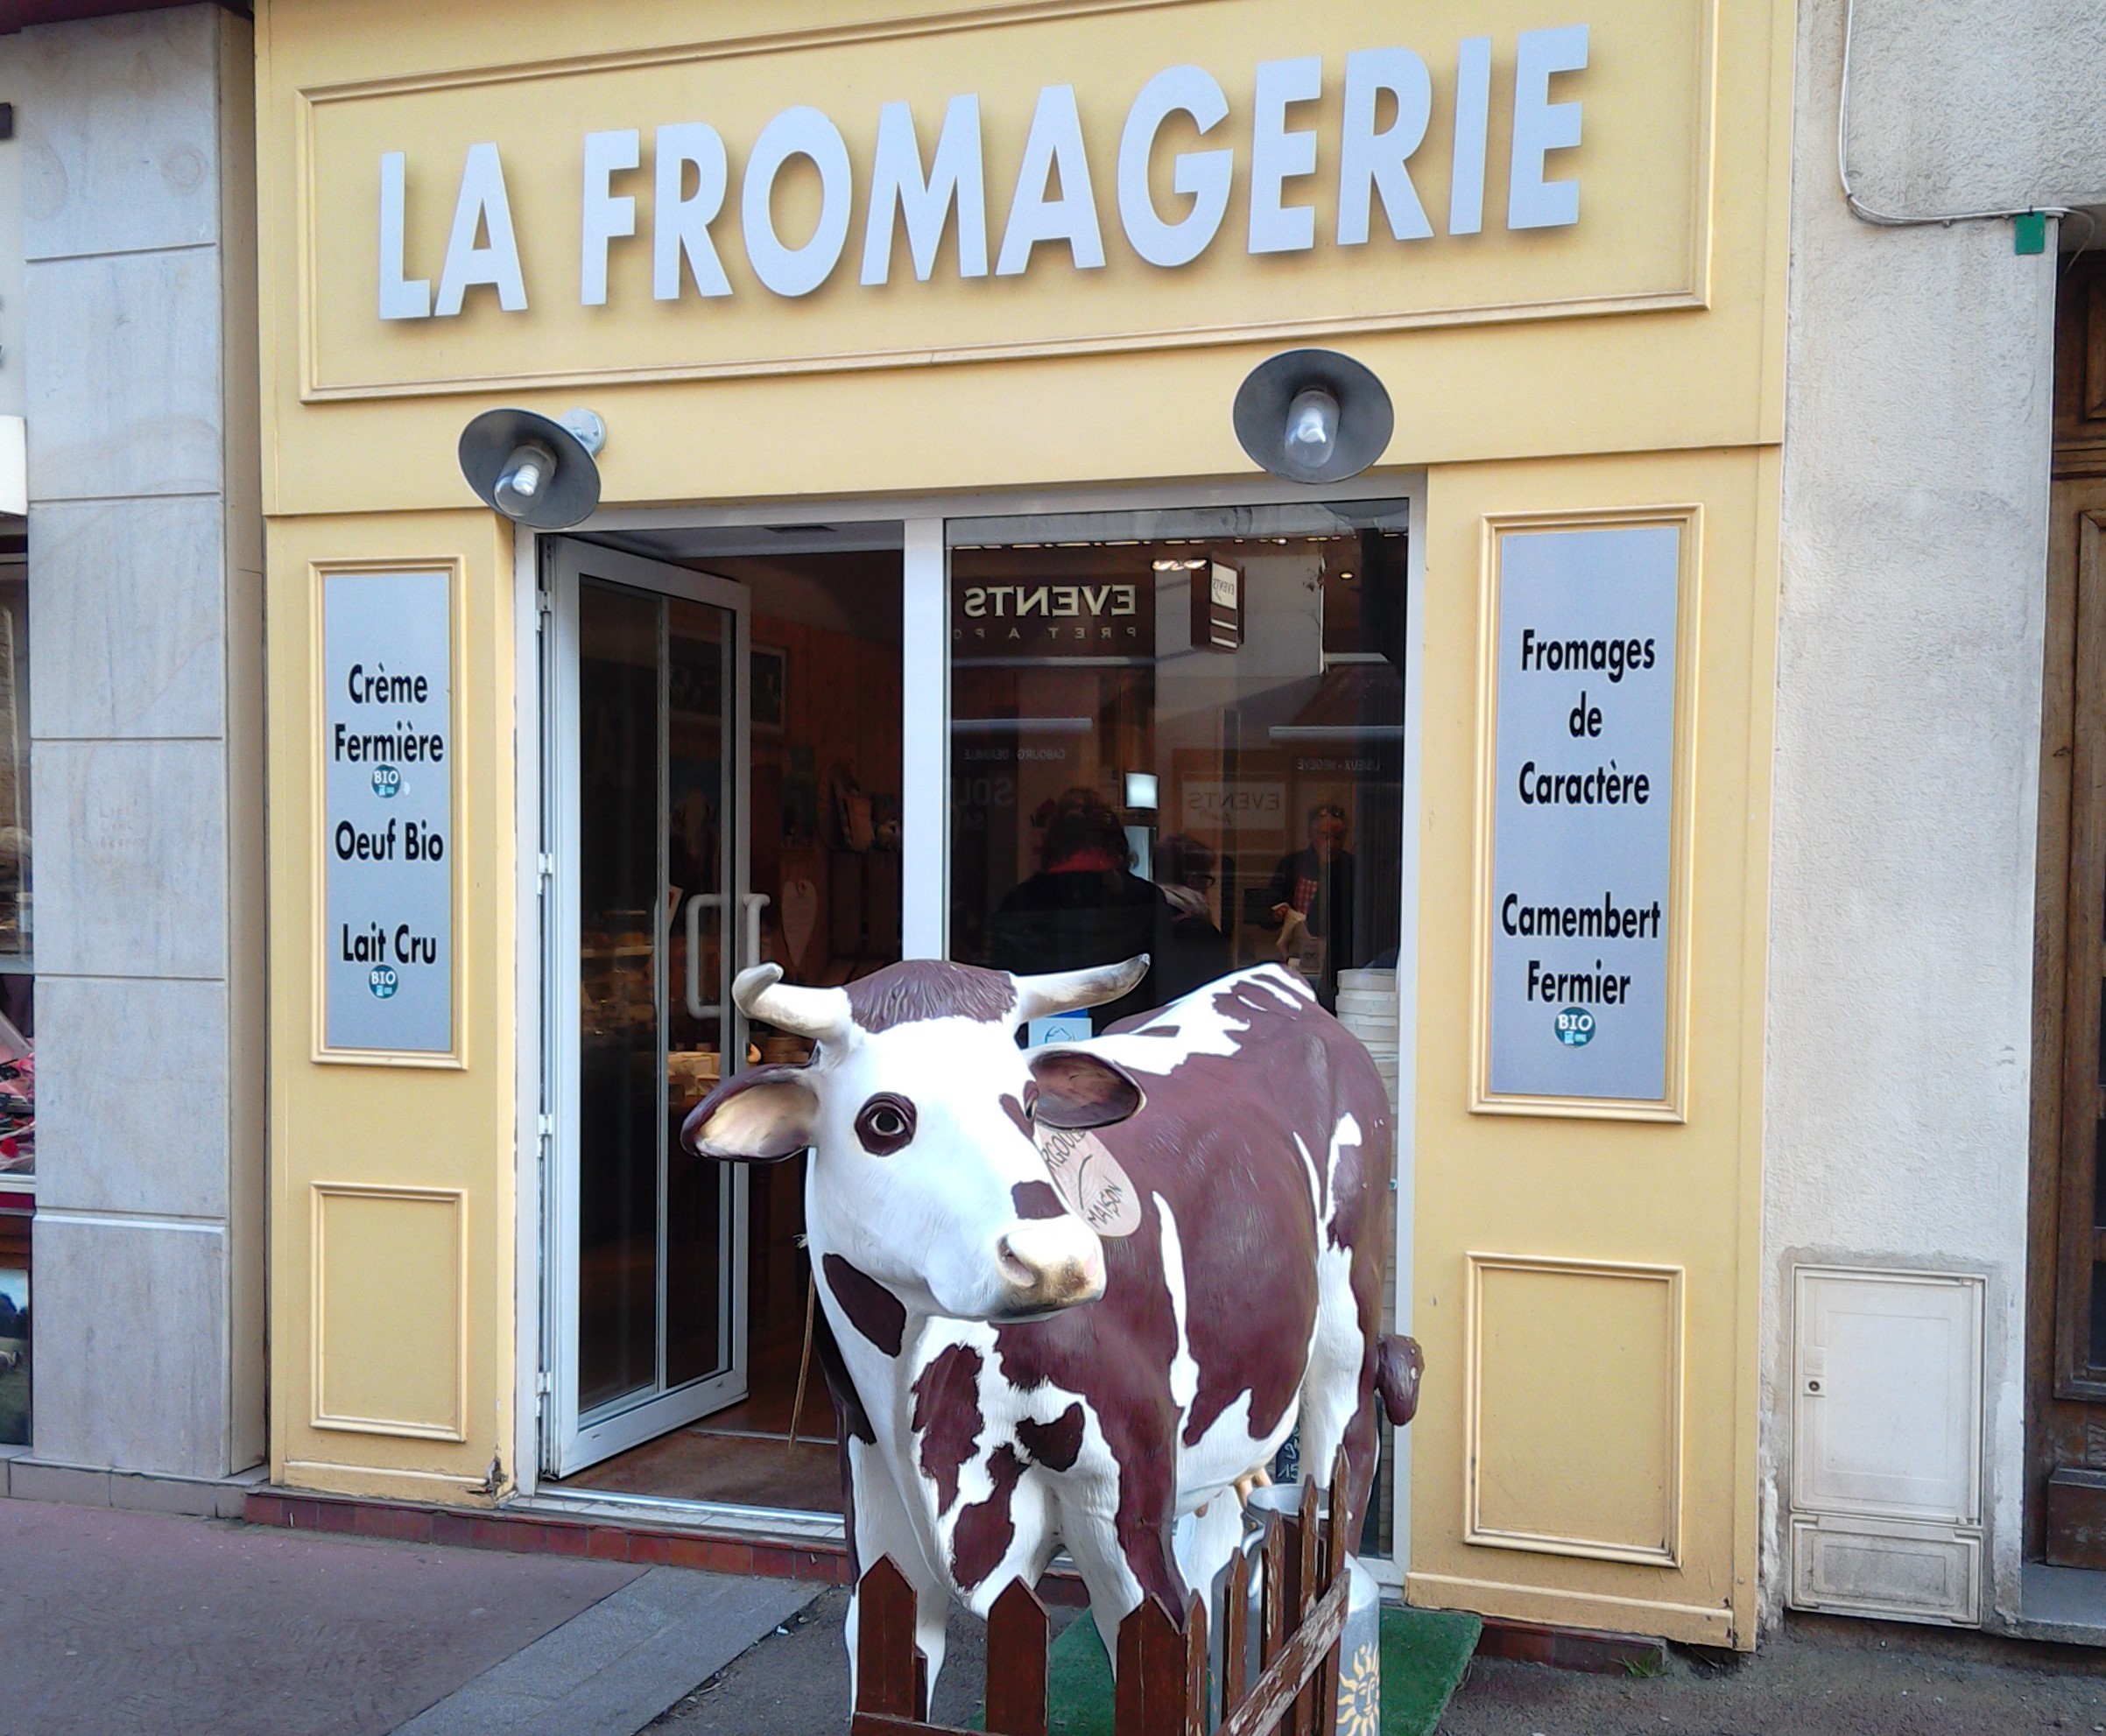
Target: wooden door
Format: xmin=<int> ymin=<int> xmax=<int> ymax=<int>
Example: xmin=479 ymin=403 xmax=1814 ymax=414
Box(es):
xmin=2029 ymin=255 xmax=2106 ymax=1563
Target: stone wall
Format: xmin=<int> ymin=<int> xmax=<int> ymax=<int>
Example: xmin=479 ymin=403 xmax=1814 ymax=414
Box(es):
xmin=18 ymin=4 xmax=264 ymax=1482
xmin=1765 ymin=0 xmax=2105 ymax=1632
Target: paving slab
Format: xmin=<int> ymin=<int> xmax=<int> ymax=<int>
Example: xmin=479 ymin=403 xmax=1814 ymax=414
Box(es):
xmin=0 ymin=1498 xmax=641 ymax=1736
xmin=396 ymin=1565 xmax=819 ymax=1736
xmin=648 ymin=1583 xmax=1060 ymax=1733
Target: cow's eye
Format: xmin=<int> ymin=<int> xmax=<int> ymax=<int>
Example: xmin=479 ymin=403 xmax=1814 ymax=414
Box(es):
xmin=855 ymin=1093 xmax=917 ymax=1156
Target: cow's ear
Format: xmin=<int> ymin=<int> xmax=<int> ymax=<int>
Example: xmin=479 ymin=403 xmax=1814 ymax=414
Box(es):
xmin=681 ymin=1065 xmax=819 ymax=1161
xmin=1028 ymin=1049 xmax=1145 ymax=1129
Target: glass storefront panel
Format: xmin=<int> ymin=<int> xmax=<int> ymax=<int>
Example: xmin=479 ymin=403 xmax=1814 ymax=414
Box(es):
xmin=947 ymin=499 xmax=1408 ymax=1554
xmin=948 ymin=503 xmax=1408 ymax=1023
xmin=576 ymin=579 xmax=665 ymax=1413
xmin=0 ymin=552 xmax=29 ymax=1188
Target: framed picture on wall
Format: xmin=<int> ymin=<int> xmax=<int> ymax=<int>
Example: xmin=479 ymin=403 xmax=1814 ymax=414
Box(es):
xmin=752 ymin=644 xmax=787 ymax=738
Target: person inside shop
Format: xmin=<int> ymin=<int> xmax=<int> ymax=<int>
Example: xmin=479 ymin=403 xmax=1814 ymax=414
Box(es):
xmin=1153 ymin=833 xmax=1234 ymax=995
xmin=1267 ymin=801 xmax=1358 ymax=1010
xmin=990 ymin=791 xmax=1177 ymax=1030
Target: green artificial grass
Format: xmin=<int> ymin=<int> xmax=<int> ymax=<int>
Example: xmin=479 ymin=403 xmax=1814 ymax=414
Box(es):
xmin=1045 ymin=1612 xmax=1114 ymax=1736
xmin=975 ymin=1602 xmax=1481 ymax=1736
xmin=1378 ymin=1606 xmax=1483 ymax=1736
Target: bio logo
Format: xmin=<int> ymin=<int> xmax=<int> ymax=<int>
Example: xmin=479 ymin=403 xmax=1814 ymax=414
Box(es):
xmin=368 ymin=966 xmax=399 ymax=999
xmin=1555 ymin=1007 xmax=1595 ymax=1047
xmin=371 ymin=765 xmax=401 ymax=798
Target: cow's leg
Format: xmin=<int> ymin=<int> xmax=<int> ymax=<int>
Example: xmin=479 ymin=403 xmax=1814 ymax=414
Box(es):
xmin=1175 ymin=1494 xmax=1249 ymax=1718
xmin=1173 ymin=1495 xmax=1246 ymax=1620
xmin=843 ymin=1437 xmax=951 ymax=1710
xmin=1058 ymin=1512 xmax=1144 ymax=1662
xmin=1297 ymin=1248 xmax=1381 ymax=1542
xmin=1060 ymin=1500 xmax=1193 ymax=1674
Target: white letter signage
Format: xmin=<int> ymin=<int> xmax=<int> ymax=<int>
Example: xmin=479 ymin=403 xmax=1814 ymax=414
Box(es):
xmin=323 ymin=7 xmax=1736 ymax=399
xmin=323 ymin=570 xmax=454 ymax=1055
xmin=1484 ymin=521 xmax=1681 ymax=1107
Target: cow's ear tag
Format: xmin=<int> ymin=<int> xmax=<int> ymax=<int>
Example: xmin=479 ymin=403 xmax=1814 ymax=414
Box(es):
xmin=1033 ymin=1124 xmax=1142 ymax=1238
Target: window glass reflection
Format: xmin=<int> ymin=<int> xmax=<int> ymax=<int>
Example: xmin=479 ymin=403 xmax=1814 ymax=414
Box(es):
xmin=949 ymin=514 xmax=1405 ymax=1024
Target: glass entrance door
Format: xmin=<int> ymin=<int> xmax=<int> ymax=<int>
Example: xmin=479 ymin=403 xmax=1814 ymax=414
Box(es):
xmin=547 ymin=539 xmax=753 ymax=1477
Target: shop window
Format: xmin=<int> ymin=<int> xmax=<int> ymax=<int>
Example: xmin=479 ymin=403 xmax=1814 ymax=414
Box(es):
xmin=948 ymin=503 xmax=1407 ymax=1023
xmin=0 ymin=544 xmax=30 ymax=1451
xmin=948 ymin=502 xmax=1408 ymax=1555
xmin=0 ymin=1220 xmax=22 ymax=1449
xmin=0 ymin=552 xmax=25 ymax=1193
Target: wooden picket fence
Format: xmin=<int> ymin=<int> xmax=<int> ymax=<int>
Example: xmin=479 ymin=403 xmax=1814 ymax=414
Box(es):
xmin=851 ymin=1451 xmax=1354 ymax=1736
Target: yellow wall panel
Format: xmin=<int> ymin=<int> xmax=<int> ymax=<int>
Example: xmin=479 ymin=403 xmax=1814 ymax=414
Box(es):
xmin=1468 ymin=1255 xmax=1682 ymax=1564
xmin=266 ymin=509 xmax=517 ymax=1501
xmin=1406 ymin=447 xmax=1778 ymax=1648
xmin=313 ymin=1184 xmax=467 ymax=1439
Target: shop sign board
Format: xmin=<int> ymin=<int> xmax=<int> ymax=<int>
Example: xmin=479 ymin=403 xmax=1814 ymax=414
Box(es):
xmin=1483 ymin=522 xmax=1681 ymax=1107
xmin=321 ymin=570 xmax=454 ymax=1055
xmin=296 ymin=0 xmax=1716 ymax=398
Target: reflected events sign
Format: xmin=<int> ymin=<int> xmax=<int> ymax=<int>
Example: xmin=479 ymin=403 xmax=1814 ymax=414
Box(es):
xmin=1485 ymin=522 xmax=1680 ymax=1104
xmin=322 ymin=570 xmax=454 ymax=1054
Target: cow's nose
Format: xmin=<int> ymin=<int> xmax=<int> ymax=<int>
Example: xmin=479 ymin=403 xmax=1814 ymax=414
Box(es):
xmin=996 ymin=1219 xmax=1106 ymax=1313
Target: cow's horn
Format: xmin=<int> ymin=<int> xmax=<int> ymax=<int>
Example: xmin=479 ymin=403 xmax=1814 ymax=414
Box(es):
xmin=732 ymin=964 xmax=854 ymax=1045
xmin=1012 ymin=955 xmax=1150 ymax=1023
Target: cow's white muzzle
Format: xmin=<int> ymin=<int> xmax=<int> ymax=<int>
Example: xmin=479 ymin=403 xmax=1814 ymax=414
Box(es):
xmin=993 ymin=1218 xmax=1107 ymax=1317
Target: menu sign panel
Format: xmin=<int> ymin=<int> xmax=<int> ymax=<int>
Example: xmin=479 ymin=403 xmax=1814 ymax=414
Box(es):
xmin=1487 ymin=524 xmax=1680 ymax=1103
xmin=322 ymin=570 xmax=454 ymax=1054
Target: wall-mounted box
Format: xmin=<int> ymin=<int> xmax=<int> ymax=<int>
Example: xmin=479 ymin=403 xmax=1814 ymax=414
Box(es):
xmin=1789 ymin=1266 xmax=1984 ymax=1626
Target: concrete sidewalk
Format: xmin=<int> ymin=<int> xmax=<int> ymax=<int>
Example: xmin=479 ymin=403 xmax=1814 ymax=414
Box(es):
xmin=0 ymin=1498 xmax=822 ymax=1736
xmin=1439 ymin=1609 xmax=2106 ymax=1735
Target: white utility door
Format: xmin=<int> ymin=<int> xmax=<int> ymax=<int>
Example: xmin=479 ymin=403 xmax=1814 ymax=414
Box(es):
xmin=545 ymin=538 xmax=757 ymax=1477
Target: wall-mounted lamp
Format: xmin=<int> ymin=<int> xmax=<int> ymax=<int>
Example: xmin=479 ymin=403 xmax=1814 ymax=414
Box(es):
xmin=458 ymin=407 xmax=606 ymax=530
xmin=1232 ymin=349 xmax=1393 ymax=485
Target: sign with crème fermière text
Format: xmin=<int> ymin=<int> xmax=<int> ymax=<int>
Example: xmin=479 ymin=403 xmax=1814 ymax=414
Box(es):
xmin=298 ymin=0 xmax=1716 ymax=397
xmin=1483 ymin=522 xmax=1682 ymax=1108
xmin=322 ymin=570 xmax=454 ymax=1055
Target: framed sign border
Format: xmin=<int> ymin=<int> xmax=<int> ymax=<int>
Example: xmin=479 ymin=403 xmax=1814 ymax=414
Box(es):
xmin=1469 ymin=505 xmax=1701 ymax=1121
xmin=308 ymin=557 xmax=469 ymax=1069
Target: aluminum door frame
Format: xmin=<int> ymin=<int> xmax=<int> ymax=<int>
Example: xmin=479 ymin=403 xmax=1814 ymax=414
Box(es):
xmin=543 ymin=537 xmax=754 ymax=1478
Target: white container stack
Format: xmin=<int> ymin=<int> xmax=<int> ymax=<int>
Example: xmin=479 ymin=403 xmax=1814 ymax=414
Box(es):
xmin=1334 ymin=967 xmax=1399 ymax=1114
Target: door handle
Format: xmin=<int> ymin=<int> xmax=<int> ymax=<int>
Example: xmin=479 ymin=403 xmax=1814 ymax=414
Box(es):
xmin=684 ymin=892 xmax=723 ymax=1021
xmin=741 ymin=892 xmax=771 ymax=973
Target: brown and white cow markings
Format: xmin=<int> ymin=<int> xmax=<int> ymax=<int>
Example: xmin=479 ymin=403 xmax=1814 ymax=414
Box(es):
xmin=958 ymin=969 xmax=1391 ymax=1613
xmin=822 ymin=1252 xmax=907 ymax=1357
xmin=685 ymin=954 xmax=1413 ymax=1704
xmin=912 ymin=1343 xmax=984 ymax=1515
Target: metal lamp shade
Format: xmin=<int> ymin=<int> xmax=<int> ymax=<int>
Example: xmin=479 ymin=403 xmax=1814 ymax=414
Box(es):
xmin=1232 ymin=348 xmax=1394 ymax=484
xmin=458 ymin=407 xmax=602 ymax=530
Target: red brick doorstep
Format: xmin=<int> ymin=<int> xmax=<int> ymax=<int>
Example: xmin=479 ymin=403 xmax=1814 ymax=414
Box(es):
xmin=1473 ymin=1613 xmax=1671 ymax=1674
xmin=244 ymin=1489 xmax=1654 ymax=1671
xmin=242 ymin=1487 xmax=853 ymax=1585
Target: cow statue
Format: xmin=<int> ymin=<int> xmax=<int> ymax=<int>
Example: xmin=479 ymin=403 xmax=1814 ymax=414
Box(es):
xmin=680 ymin=954 xmax=1421 ymax=1700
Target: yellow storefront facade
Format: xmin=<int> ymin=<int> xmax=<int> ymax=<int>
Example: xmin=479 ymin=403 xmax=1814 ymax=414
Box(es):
xmin=255 ymin=0 xmax=1788 ymax=1648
